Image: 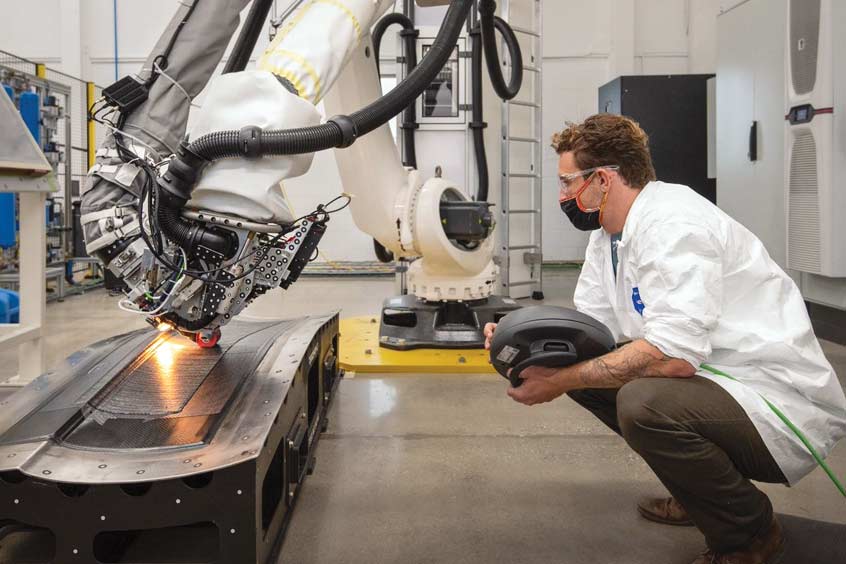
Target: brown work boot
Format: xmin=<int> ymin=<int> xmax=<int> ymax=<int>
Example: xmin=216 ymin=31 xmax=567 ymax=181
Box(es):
xmin=636 ymin=496 xmax=694 ymax=526
xmin=691 ymin=517 xmax=785 ymax=564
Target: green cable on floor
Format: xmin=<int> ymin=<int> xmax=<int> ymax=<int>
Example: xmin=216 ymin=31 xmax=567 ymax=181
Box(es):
xmin=700 ymin=363 xmax=846 ymax=498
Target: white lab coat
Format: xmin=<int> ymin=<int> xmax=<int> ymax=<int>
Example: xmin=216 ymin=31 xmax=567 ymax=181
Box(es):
xmin=574 ymin=181 xmax=846 ymax=485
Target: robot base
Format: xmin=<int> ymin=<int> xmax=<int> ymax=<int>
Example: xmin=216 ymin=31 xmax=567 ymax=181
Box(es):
xmin=379 ymin=294 xmax=521 ymax=350
xmin=0 ymin=314 xmax=340 ymax=564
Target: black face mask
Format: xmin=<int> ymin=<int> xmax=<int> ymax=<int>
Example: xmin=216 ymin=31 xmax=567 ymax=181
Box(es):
xmin=560 ymin=199 xmax=601 ymax=231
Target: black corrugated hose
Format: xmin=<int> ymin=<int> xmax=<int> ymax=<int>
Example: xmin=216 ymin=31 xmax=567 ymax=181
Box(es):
xmin=157 ymin=0 xmax=521 ymax=257
xmin=158 ymin=0 xmax=472 ymax=257
xmin=184 ymin=0 xmax=472 ymax=162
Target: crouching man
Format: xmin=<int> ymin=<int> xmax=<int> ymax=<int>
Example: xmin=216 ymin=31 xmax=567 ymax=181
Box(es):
xmin=485 ymin=114 xmax=846 ymax=564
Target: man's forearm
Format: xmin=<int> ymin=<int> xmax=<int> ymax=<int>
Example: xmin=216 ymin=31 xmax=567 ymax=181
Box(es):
xmin=561 ymin=339 xmax=696 ymax=390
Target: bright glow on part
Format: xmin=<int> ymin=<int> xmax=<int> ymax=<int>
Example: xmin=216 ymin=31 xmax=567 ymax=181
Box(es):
xmin=152 ymin=340 xmax=187 ymax=379
xmin=157 ymin=322 xmax=173 ymax=332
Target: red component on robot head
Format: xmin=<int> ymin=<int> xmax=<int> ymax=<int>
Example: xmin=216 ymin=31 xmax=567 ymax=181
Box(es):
xmin=196 ymin=328 xmax=221 ymax=348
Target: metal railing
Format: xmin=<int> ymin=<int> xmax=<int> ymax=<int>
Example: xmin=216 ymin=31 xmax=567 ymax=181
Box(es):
xmin=0 ymin=50 xmax=104 ymax=200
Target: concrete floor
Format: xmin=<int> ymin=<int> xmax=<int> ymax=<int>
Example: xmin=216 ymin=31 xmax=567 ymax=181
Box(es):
xmin=1 ymin=270 xmax=844 ymax=563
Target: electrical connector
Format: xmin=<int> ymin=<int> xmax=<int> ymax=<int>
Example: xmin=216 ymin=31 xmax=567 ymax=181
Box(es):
xmin=102 ymin=75 xmax=149 ymax=114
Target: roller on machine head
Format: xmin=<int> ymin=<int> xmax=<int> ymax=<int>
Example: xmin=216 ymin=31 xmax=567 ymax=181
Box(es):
xmin=489 ymin=306 xmax=616 ymax=387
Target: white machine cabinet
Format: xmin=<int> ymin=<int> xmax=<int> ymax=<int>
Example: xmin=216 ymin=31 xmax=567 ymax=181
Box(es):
xmin=716 ymin=0 xmax=788 ymax=267
xmin=717 ymin=0 xmax=846 ymax=326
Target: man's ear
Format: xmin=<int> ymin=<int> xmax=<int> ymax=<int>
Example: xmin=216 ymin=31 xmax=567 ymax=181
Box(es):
xmin=599 ymin=170 xmax=611 ymax=191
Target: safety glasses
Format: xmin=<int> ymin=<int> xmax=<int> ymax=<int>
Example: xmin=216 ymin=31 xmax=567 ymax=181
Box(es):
xmin=558 ymin=165 xmax=619 ymax=202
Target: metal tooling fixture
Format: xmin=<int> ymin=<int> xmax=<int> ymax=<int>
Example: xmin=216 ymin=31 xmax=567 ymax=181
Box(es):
xmin=0 ymin=313 xmax=341 ymax=564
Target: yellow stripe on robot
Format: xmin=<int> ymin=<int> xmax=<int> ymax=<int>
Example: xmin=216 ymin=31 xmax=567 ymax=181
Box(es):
xmin=257 ymin=0 xmax=363 ymax=102
xmin=257 ymin=0 xmax=316 ymax=72
xmin=313 ymin=0 xmax=362 ymax=40
xmin=265 ymin=67 xmax=309 ymax=102
xmin=272 ymin=49 xmax=324 ymax=102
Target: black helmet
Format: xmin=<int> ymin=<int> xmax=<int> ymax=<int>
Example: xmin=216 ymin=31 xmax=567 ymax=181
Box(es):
xmin=490 ymin=306 xmax=616 ymax=387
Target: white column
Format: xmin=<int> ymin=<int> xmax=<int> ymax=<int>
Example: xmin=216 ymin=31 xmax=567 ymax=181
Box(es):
xmin=16 ymin=192 xmax=47 ymax=383
xmin=608 ymin=0 xmax=636 ymax=78
xmin=688 ymin=0 xmax=719 ymax=73
xmin=59 ymin=0 xmax=84 ymax=76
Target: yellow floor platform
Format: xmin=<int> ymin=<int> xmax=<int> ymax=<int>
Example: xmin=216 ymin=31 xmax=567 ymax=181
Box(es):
xmin=339 ymin=316 xmax=495 ymax=374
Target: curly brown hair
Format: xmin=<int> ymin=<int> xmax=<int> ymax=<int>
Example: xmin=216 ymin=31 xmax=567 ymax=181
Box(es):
xmin=551 ymin=114 xmax=656 ymax=189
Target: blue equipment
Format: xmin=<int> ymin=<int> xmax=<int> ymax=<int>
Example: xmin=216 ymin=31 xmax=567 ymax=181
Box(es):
xmin=0 ymin=289 xmax=20 ymax=324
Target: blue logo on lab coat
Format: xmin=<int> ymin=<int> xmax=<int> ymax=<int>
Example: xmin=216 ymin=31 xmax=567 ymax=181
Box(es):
xmin=631 ymin=287 xmax=645 ymax=316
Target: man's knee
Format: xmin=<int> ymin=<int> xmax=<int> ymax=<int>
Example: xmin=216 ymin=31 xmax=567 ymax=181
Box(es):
xmin=616 ymin=379 xmax=677 ymax=449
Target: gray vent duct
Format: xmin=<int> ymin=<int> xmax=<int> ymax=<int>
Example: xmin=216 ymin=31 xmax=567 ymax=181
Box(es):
xmin=787 ymin=130 xmax=822 ymax=273
xmin=790 ymin=0 xmax=821 ymax=95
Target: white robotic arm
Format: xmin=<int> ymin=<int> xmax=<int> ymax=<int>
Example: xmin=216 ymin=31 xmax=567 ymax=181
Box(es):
xmin=322 ymin=36 xmax=498 ymax=302
xmin=83 ymin=0 xmax=510 ymax=346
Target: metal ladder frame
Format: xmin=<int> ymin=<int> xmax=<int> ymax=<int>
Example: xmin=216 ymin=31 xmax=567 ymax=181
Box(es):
xmin=498 ymin=0 xmax=543 ymax=300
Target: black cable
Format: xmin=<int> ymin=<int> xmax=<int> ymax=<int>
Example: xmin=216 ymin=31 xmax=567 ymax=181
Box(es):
xmin=372 ymin=12 xmax=419 ymax=170
xmin=223 ymin=0 xmax=275 ymax=74
xmin=349 ymin=1 xmax=471 ymax=139
xmin=184 ymin=0 xmax=473 ymax=163
xmin=469 ymin=24 xmax=489 ymax=201
xmin=197 ymin=196 xmax=350 ymax=285
xmin=370 ymin=11 xmax=418 ymax=264
xmin=372 ymin=13 xmax=414 ymax=76
xmin=101 ymin=1 xmax=488 ymax=286
xmin=87 ymin=98 xmax=109 ymax=122
xmin=372 ymin=8 xmax=420 ymax=194
xmin=373 ymin=239 xmax=394 ymax=263
xmin=146 ymin=176 xmax=348 ymax=282
xmin=315 ymin=194 xmax=352 ymax=216
xmin=203 ymin=231 xmax=289 ymax=284
xmin=478 ymin=0 xmax=523 ymax=100
xmin=214 ymin=195 xmax=350 ymax=283
xmin=155 ymin=0 xmax=473 ymax=258
xmin=97 ymin=129 xmax=269 ymax=283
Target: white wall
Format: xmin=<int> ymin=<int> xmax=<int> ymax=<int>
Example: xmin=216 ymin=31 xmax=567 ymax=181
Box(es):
xmin=2 ymin=0 xmax=63 ymax=64
xmin=1 ymin=0 xmax=723 ymax=262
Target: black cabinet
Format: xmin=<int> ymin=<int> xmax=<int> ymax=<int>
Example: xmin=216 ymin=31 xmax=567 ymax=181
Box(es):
xmin=598 ymin=74 xmax=716 ymax=203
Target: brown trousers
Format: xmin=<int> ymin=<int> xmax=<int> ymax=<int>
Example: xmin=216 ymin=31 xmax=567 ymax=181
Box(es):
xmin=567 ymin=376 xmax=787 ymax=553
